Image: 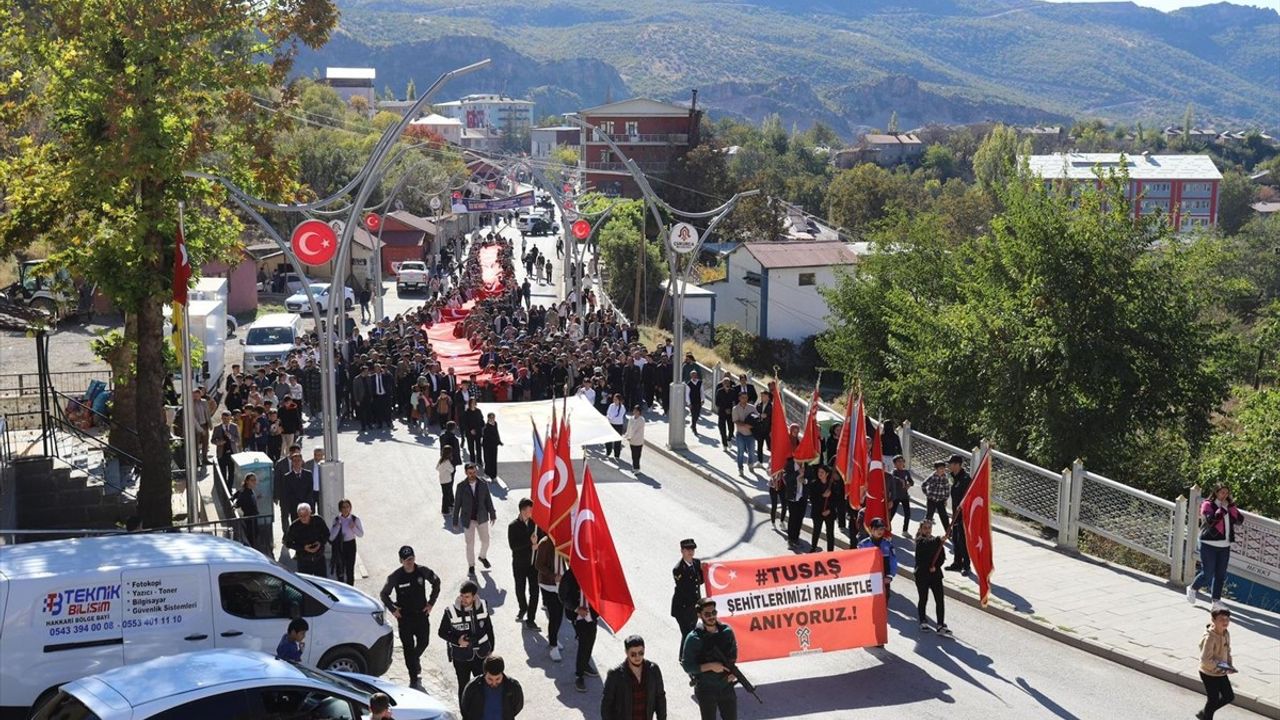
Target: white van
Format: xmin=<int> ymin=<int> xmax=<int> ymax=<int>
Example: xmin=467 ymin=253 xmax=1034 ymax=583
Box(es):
xmin=241 ymin=312 xmax=304 ymax=369
xmin=0 ymin=533 xmax=393 ymax=714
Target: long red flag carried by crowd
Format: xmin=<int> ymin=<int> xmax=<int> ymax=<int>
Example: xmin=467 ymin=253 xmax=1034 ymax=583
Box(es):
xmin=767 ymin=381 xmax=792 ymax=478
xmin=549 ymin=413 xmax=579 ymax=557
xmin=569 ymin=464 xmax=635 ymax=632
xmin=958 ymin=447 xmax=995 ymax=606
xmin=863 ymin=423 xmax=888 ymax=533
xmin=792 ymin=387 xmax=822 ymax=464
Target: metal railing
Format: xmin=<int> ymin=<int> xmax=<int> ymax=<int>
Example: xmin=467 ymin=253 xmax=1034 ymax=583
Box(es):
xmin=0 ymin=370 xmax=112 ymax=396
xmin=1078 ymin=469 xmax=1177 ymax=564
xmin=585 ymin=161 xmax=670 ymax=173
xmin=0 ymin=515 xmax=268 ymax=546
xmin=594 ymin=132 xmax=689 ymax=145
xmin=46 ymin=414 xmax=139 ymax=499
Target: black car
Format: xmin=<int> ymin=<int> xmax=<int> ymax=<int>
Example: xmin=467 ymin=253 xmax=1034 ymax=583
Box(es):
xmin=529 ymin=218 xmax=559 ymax=236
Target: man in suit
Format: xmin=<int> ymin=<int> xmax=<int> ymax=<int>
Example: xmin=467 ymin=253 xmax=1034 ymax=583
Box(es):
xmin=735 ymin=374 xmax=758 ymax=404
xmin=671 ymin=539 xmax=703 ymax=661
xmin=714 ymin=378 xmax=737 ymax=449
xmin=367 ymin=362 xmax=393 ymax=429
xmin=211 ymin=411 xmax=240 ymax=482
xmin=303 ymin=447 xmax=325 ymax=512
xmin=686 ymin=371 xmax=704 ymax=436
xmin=278 ymin=451 xmax=310 ymax=529
xmin=352 ymin=365 xmax=371 ymax=430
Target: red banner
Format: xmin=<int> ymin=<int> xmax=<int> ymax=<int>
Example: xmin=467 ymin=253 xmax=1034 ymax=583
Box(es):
xmin=701 ymin=549 xmax=888 ymax=662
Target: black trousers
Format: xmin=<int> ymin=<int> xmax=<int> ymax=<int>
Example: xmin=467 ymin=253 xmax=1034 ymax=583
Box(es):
xmin=1200 ymin=672 xmax=1234 ymax=720
xmin=916 ymin=573 xmax=945 ymax=626
xmin=689 ymin=402 xmax=702 ymax=433
xmin=629 ymin=444 xmax=643 ymax=470
xmin=890 ymin=497 xmax=911 ymax=532
xmin=811 ymin=512 xmax=836 ymax=551
xmin=925 ymin=499 xmax=949 ymax=528
xmin=452 ymin=655 xmax=483 ymax=704
xmin=483 ymin=447 xmax=499 ymax=480
xmin=717 ymin=411 xmax=733 ymax=444
xmin=769 ymin=486 xmax=786 ymax=524
xmin=694 ymin=684 xmax=737 ymax=720
xmin=296 ymin=552 xmax=326 ymax=578
xmin=952 ymin=522 xmax=970 ymax=571
xmin=513 ymin=562 xmax=539 ymax=618
xmin=541 ymin=588 xmax=564 ymax=646
xmin=440 ymin=480 xmax=454 ymax=515
xmin=573 ymin=617 xmax=598 ymax=677
xmin=675 ymin=611 xmax=696 ymax=661
xmin=465 ymin=432 xmax=481 ymax=462
xmin=335 ymin=539 xmax=357 ymax=585
xmin=786 ymin=500 xmax=807 ymax=544
xmin=398 ymin=616 xmax=430 ymax=682
xmin=609 ymin=423 xmax=624 ymax=458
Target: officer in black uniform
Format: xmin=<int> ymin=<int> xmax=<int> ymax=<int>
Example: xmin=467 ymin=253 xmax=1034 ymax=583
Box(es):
xmin=380 ymin=545 xmax=442 ymax=690
xmin=671 ymin=538 xmax=703 ymax=661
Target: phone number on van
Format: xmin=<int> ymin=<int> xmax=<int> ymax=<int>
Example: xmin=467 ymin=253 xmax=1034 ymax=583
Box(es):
xmin=47 ymin=620 xmax=116 ymax=637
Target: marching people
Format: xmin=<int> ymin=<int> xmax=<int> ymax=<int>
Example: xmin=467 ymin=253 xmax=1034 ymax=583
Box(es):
xmin=888 ymin=455 xmax=914 ymax=535
xmin=809 ymin=465 xmax=838 ymax=552
xmin=671 ymin=539 xmax=703 ymax=661
xmin=508 ymin=498 xmax=541 ymax=630
xmin=784 ymin=426 xmax=808 ymax=550
xmin=328 ymin=499 xmax=364 ymax=586
xmin=438 ymin=445 xmax=457 ymax=516
xmin=687 ymin=370 xmax=704 ymax=436
xmin=461 ymin=397 xmax=484 ymax=462
xmin=482 ymin=412 xmax=503 ymax=481
xmin=859 ymin=518 xmax=898 ymax=601
xmin=731 ymin=391 xmax=757 ymax=475
xmin=559 ymin=566 xmax=600 ymax=693
xmin=453 ymin=463 xmax=497 ymax=578
xmin=714 ymin=378 xmax=737 ymax=448
xmin=278 ymin=451 xmax=310 ymax=529
xmin=285 ymin=503 xmax=328 ymax=577
xmin=380 ymin=545 xmax=442 ymax=691
xmin=1188 ymin=484 xmax=1245 ymax=610
xmin=682 ymin=598 xmax=739 ymax=720
xmin=606 ymin=393 xmax=626 ymax=460
xmin=439 ymin=580 xmax=496 ymax=705
xmin=211 ymin=410 xmax=240 ymax=483
xmin=922 ymin=460 xmax=950 ymax=528
xmin=1197 ymin=607 xmax=1236 ymax=720
xmin=946 ymin=454 xmax=972 ymax=576
xmin=625 ymin=404 xmax=646 ymax=472
xmin=913 ymin=519 xmax=951 ymax=635
xmin=602 ymin=635 xmax=669 ymax=720
xmin=534 ymin=531 xmax=566 ymax=662
xmin=461 ymin=655 xmax=524 ymax=720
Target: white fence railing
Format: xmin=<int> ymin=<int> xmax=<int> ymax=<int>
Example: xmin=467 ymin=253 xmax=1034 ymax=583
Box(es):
xmin=689 ymin=360 xmax=1280 ymax=592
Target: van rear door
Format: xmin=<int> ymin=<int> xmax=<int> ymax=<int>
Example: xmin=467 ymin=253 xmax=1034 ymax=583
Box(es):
xmin=120 ymin=566 xmax=215 ymax=664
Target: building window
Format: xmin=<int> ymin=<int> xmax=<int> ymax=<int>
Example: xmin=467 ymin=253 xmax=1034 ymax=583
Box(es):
xmin=601 ymin=121 xmax=614 ymax=135
xmin=744 ymin=271 xmax=761 ymax=287
xmin=625 ymin=121 xmax=639 ymax=137
xmin=1183 ymin=182 xmax=1211 ymax=194
xmin=798 ymin=272 xmax=816 ymax=286
xmin=1145 ymin=182 xmax=1170 ymax=194
xmin=600 ymin=150 xmax=612 ymax=163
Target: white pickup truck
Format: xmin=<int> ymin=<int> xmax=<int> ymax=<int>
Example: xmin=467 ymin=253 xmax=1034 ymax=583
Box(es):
xmin=395 ymin=261 xmax=430 ymax=294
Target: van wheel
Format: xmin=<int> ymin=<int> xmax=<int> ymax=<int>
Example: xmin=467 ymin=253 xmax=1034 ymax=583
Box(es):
xmin=30 ymin=686 xmax=60 ymax=717
xmin=320 ymin=647 xmax=367 ymax=674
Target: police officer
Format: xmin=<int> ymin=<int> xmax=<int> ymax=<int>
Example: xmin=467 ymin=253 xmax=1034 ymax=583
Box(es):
xmin=379 ymin=545 xmax=442 ymax=691
xmin=439 ymin=580 xmax=495 ymax=705
xmin=671 ymin=538 xmax=703 ymax=661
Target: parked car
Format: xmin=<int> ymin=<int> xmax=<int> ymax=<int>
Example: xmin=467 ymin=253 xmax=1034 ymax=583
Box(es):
xmin=396 ymin=261 xmax=430 ymax=294
xmin=284 ymin=283 xmax=355 ymax=314
xmin=32 ymin=649 xmax=453 ymax=720
xmin=528 ymin=217 xmax=558 ymax=236
xmin=241 ymin=313 xmax=304 ymax=369
xmin=0 ymin=533 xmax=394 ymax=714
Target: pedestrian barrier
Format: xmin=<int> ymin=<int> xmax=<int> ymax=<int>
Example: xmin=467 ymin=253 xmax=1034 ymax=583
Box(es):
xmin=688 ymin=360 xmax=1280 ymax=594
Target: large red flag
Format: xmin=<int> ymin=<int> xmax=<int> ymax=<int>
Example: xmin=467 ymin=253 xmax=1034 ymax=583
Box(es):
xmin=863 ymin=424 xmax=888 ymax=533
xmin=792 ymin=388 xmax=822 ymax=464
xmin=833 ymin=391 xmax=855 ymax=491
xmin=569 ymin=464 xmax=635 ymax=632
xmin=767 ymin=382 xmax=792 ymax=478
xmin=549 ymin=414 xmax=579 ymax=556
xmin=959 ymin=449 xmax=995 ymax=607
xmin=845 ymin=397 xmax=868 ymax=503
xmin=532 ymin=410 xmax=558 ymax=532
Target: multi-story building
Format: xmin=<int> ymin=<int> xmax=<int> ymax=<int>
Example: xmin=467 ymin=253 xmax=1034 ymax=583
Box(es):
xmin=1024 ymin=153 xmax=1222 ymax=231
xmin=324 ymin=67 xmax=375 ymax=106
xmin=531 ymin=126 xmax=580 ymax=160
xmin=435 ymin=94 xmax=535 ymax=136
xmin=576 ymin=96 xmax=701 ymax=198
xmin=408 ymin=114 xmax=463 ymax=145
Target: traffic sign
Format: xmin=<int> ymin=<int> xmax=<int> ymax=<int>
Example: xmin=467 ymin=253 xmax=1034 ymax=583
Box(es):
xmin=364 ymin=212 xmax=381 ymax=232
xmin=571 ymin=219 xmax=592 ymax=240
xmin=563 ymin=183 xmax=573 ymax=194
xmin=669 ymin=222 xmax=699 ymax=254
xmin=291 ymin=219 xmax=338 ymax=266
xmin=487 ymin=181 xmax=497 ymax=190
xmin=452 ymin=191 xmax=462 ymax=200
xmin=429 ymin=196 xmax=442 ymax=211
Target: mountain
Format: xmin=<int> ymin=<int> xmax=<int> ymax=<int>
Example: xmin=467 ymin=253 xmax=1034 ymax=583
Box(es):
xmin=296 ymin=0 xmax=1280 ymax=137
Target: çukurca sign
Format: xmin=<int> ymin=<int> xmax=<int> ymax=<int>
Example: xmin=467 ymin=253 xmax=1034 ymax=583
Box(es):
xmin=451 ymin=191 xmax=535 ymax=214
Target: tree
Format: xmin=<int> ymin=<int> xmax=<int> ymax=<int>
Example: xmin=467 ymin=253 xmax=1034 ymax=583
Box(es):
xmin=1199 ymin=386 xmax=1280 ymax=518
xmin=825 ymin=164 xmax=915 ymax=235
xmin=348 ymin=94 xmax=370 ymax=116
xmin=0 ymin=0 xmax=337 ymax=527
xmin=888 ymin=110 xmax=899 ymax=134
xmin=972 ymin=123 xmax=1028 ymax=193
xmin=405 ymin=78 xmax=417 ymax=101
xmin=1217 ymin=170 xmax=1256 ymax=236
xmin=662 ymin=143 xmax=732 ymax=214
xmin=921 ymin=144 xmax=957 ymax=181
xmin=591 ymin=200 xmax=666 ymax=320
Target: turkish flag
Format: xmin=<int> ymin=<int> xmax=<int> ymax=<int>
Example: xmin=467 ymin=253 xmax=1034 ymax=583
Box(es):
xmin=569 ymin=464 xmax=635 ymax=632
xmin=863 ymin=424 xmax=889 ymax=534
xmin=549 ymin=414 xmax=579 ymax=556
xmin=171 ymin=225 xmax=191 ymax=359
xmin=767 ymin=382 xmax=792 ymax=478
xmin=843 ymin=396 xmax=868 ymax=503
xmin=792 ymin=388 xmax=822 ymax=463
xmin=833 ymin=392 xmax=854 ymax=495
xmin=531 ymin=409 xmax=558 ymax=533
xmin=959 ymin=449 xmax=995 ymax=607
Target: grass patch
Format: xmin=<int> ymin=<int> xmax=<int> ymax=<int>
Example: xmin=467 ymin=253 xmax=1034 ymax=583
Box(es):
xmin=1078 ymin=530 xmax=1170 ymax=578
xmin=638 ymin=324 xmax=748 ymax=377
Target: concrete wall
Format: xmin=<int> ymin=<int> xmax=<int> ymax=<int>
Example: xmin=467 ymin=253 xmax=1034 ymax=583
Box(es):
xmin=202 ymin=258 xmax=258 ymax=315
xmin=762 ymin=265 xmax=841 ymax=342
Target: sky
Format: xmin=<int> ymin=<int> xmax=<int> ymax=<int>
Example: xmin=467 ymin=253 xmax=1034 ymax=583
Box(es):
xmin=1042 ymin=0 xmax=1280 ymax=10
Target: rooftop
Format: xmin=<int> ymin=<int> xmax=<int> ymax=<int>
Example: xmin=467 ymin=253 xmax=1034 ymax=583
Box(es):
xmin=1024 ymin=153 xmax=1222 ymax=181
xmin=739 ymin=241 xmax=859 ymax=269
xmin=324 ymin=67 xmax=375 ymax=80
xmin=411 ymin=113 xmax=463 ymax=126
xmin=863 ymin=133 xmax=922 ymax=146
xmin=579 ymin=97 xmax=692 ymax=118
xmin=0 ymin=533 xmax=263 ymax=580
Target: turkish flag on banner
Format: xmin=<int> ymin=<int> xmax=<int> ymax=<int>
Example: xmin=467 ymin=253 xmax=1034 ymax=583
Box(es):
xmin=863 ymin=425 xmax=888 ymax=533
xmin=844 ymin=397 xmax=865 ymax=504
xmin=792 ymin=388 xmax=822 ymax=463
xmin=768 ymin=382 xmax=792 ymax=478
xmin=531 ymin=410 xmax=558 ymax=533
xmin=959 ymin=449 xmax=995 ymax=606
xmin=701 ymin=549 xmax=888 ymax=662
xmin=549 ymin=414 xmax=579 ymax=556
xmin=569 ymin=464 xmax=635 ymax=632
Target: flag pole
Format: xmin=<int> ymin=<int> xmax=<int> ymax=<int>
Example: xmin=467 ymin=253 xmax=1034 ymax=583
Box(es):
xmin=178 ymin=202 xmax=200 ymax=524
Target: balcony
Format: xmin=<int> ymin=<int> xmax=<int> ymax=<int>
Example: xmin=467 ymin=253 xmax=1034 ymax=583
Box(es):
xmin=587 ymin=132 xmax=690 ymax=145
xmin=586 ymin=161 xmax=671 ymax=174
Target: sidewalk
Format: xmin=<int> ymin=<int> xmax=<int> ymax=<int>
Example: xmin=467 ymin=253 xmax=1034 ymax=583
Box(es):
xmin=641 ymin=410 xmax=1280 ymax=717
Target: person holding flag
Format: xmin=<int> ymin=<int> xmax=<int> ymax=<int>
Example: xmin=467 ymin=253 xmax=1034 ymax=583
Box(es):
xmin=861 ymin=422 xmax=890 ymax=538
xmin=767 ymin=381 xmax=792 ymax=527
xmin=946 ymin=454 xmax=973 ymax=576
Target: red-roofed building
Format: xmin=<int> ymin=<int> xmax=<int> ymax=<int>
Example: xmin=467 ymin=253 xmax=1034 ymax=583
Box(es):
xmin=577 ymin=96 xmax=701 ymax=198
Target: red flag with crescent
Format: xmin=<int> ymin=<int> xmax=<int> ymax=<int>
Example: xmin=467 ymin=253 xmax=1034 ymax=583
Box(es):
xmin=549 ymin=413 xmax=579 ymax=556
xmin=568 ymin=464 xmax=635 ymax=632
xmin=959 ymin=448 xmax=995 ymax=606
xmin=532 ymin=408 xmax=558 ymax=533
xmin=863 ymin=423 xmax=889 ymax=534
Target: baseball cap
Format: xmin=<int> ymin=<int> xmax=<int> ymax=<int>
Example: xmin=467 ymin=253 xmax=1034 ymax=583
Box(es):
xmin=398 ymin=545 xmax=415 ymax=560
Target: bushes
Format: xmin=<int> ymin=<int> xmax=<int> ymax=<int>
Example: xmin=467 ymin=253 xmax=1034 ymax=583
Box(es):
xmin=712 ymin=326 xmax=824 ymax=379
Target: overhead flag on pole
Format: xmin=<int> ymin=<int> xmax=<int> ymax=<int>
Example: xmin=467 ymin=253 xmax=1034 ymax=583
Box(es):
xmin=569 ymin=464 xmax=635 ymax=632
xmin=767 ymin=380 xmax=792 ymax=479
xmin=959 ymin=446 xmax=995 ymax=606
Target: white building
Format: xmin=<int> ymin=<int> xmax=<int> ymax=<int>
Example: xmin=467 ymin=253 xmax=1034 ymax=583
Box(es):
xmin=409 ymin=113 xmax=463 ymax=144
xmin=531 ymin=126 xmax=581 ymax=160
xmin=435 ymin=94 xmax=535 ymax=135
xmin=705 ymin=241 xmax=859 ymax=343
xmin=324 ymin=67 xmax=375 ymax=105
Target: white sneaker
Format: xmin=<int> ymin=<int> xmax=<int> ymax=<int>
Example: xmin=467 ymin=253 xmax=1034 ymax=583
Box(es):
xmin=550 ymin=645 xmax=562 ymax=662
xmin=1186 ymin=585 xmax=1196 ymax=605
xmin=1211 ymin=600 xmax=1225 ymax=611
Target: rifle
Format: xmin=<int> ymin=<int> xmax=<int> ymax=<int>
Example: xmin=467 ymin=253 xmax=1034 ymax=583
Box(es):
xmin=706 ymin=644 xmax=762 ymax=704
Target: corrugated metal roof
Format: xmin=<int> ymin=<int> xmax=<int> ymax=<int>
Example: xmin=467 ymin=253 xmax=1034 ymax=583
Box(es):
xmin=863 ymin=133 xmax=921 ymax=145
xmin=1024 ymin=153 xmax=1222 ymax=181
xmin=739 ymin=241 xmax=858 ymax=269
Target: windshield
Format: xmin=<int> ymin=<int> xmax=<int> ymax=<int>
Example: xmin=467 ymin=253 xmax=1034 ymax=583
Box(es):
xmin=306 ymin=284 xmax=330 ymax=295
xmin=246 ymin=327 xmax=294 ymax=345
